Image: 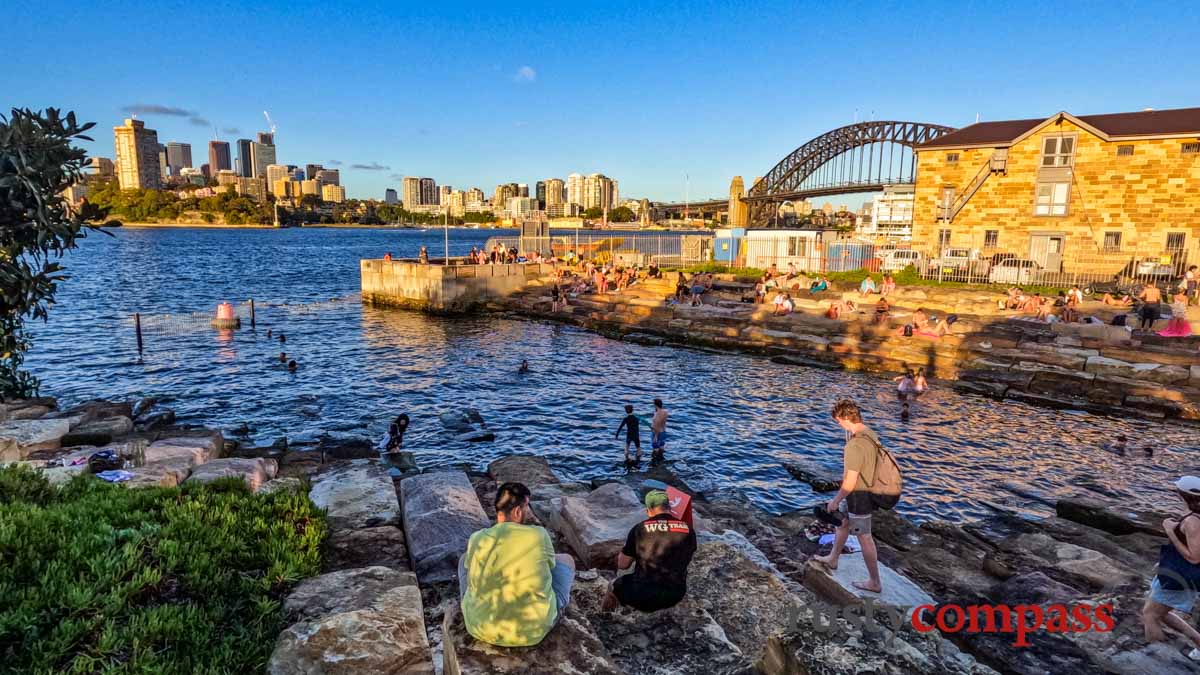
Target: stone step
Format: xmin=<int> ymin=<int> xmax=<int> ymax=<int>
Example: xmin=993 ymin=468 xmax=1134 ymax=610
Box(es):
xmin=399 ymin=470 xmax=490 ymax=584
xmin=309 ymin=459 xmax=402 ymax=531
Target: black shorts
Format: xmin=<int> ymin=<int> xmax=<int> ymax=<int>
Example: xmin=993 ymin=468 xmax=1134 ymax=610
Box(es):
xmin=612 ymin=575 xmax=685 ymax=612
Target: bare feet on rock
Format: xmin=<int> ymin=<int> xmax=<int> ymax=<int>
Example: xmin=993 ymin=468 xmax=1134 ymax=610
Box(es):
xmin=852 ymin=580 xmax=882 ymax=593
xmin=811 ymin=554 xmax=837 ymax=571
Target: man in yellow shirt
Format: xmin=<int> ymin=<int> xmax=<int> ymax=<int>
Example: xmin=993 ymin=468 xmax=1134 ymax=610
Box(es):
xmin=458 ymin=482 xmax=576 ymax=647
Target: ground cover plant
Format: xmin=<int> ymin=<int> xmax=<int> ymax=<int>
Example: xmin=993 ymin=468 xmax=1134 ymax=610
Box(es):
xmin=0 ymin=466 xmax=324 ymax=674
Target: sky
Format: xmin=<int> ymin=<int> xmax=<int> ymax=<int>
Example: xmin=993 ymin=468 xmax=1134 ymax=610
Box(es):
xmin=6 ymin=0 xmax=1199 ymax=203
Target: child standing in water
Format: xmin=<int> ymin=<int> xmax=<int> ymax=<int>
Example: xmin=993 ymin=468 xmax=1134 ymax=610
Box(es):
xmin=615 ymin=404 xmax=642 ymax=464
xmin=893 ymin=370 xmax=916 ymax=400
xmin=913 ymin=368 xmax=929 ymax=395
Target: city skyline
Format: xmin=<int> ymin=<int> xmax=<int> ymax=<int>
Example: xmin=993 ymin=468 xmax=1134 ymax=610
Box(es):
xmin=8 ymin=1 xmax=1200 ymax=203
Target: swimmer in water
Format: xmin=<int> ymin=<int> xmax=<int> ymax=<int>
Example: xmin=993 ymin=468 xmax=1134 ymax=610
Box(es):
xmin=518 ymin=359 xmax=529 ymax=374
xmin=1109 ymin=434 xmax=1127 ymax=456
xmin=913 ymin=368 xmax=929 ymax=395
xmin=266 ymin=329 xmax=272 ymax=338
xmin=279 ymin=352 xmax=287 ymax=363
xmin=287 ymin=359 xmax=298 ymax=372
xmin=279 ymin=333 xmax=286 ymax=343
xmin=894 ymin=369 xmax=916 ymax=400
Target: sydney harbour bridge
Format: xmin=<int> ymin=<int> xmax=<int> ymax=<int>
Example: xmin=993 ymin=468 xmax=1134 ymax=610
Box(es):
xmin=652 ymin=120 xmax=956 ymax=226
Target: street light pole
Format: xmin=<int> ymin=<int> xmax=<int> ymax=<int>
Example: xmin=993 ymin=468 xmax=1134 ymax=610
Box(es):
xmin=443 ymin=206 xmax=450 ymax=264
xmin=684 ymin=172 xmax=689 ymax=227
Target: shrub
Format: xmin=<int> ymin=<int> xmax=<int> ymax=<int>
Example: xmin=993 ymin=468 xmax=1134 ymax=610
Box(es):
xmin=0 ymin=464 xmax=54 ymax=506
xmin=0 ymin=471 xmax=325 ymax=674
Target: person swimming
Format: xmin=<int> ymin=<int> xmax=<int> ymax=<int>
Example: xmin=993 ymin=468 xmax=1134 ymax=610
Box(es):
xmin=279 ymin=333 xmax=286 ymax=343
xmin=287 ymin=359 xmax=298 ymax=372
xmin=279 ymin=352 xmax=287 ymax=363
xmin=518 ymin=359 xmax=530 ymax=374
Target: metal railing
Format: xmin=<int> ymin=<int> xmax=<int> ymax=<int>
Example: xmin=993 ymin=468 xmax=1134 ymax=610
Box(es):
xmin=482 ymin=232 xmax=715 ymax=267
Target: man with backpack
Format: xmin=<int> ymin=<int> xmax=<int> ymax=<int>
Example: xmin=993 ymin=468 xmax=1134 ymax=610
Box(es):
xmin=812 ymin=398 xmax=901 ymax=594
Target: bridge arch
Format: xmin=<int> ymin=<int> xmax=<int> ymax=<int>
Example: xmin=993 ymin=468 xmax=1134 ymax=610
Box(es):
xmin=746 ymin=121 xmax=955 ymax=226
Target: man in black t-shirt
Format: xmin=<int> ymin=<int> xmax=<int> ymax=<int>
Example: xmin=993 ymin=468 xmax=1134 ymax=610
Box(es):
xmin=602 ymin=490 xmax=697 ymax=612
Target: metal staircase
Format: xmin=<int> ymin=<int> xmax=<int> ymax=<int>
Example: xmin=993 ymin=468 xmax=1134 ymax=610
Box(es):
xmin=938 ymin=150 xmax=1008 ymax=222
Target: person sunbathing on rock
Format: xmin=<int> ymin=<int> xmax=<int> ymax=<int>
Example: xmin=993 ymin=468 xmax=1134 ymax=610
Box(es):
xmin=602 ymin=490 xmax=697 ymax=613
xmin=459 ymin=482 xmax=576 ymax=647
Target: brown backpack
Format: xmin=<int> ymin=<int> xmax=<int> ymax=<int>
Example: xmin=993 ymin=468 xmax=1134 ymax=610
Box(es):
xmin=859 ymin=433 xmax=903 ymax=510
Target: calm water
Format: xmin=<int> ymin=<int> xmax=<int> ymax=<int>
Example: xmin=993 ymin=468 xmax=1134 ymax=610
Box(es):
xmin=25 ymin=226 xmax=1199 ymax=521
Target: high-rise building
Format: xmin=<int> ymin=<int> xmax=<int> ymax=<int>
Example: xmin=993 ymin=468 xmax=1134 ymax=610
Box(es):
xmin=385 ymin=188 xmax=398 ymax=204
xmin=465 ymin=187 xmax=485 ymax=204
xmin=566 ymin=173 xmax=583 ymax=207
xmin=207 ymin=142 xmax=231 ymax=175
xmin=507 ymin=196 xmax=539 ymax=218
xmin=236 ymin=139 xmax=253 ymax=177
xmin=401 ymin=177 xmax=420 ymax=207
xmin=305 ymin=164 xmax=324 ymax=182
xmin=517 ymin=183 xmax=529 ymax=198
xmin=322 ymin=184 xmax=346 ymax=203
xmin=446 ymin=190 xmax=465 ymax=217
xmin=493 ymin=183 xmax=519 ymax=209
xmin=419 ymin=177 xmax=437 ymax=205
xmin=535 ymin=181 xmax=546 ymax=209
xmin=582 ymin=173 xmax=616 ymax=210
xmin=250 ymin=142 xmax=276 ymax=179
xmin=216 ymin=170 xmax=238 ymax=187
xmin=315 ymin=169 xmax=339 ymax=186
xmin=200 ymin=163 xmax=211 ymax=178
xmin=165 ymin=142 xmax=192 ymax=176
xmin=544 ymin=178 xmax=565 ymax=217
xmin=266 ymin=164 xmax=290 ymax=194
xmin=113 ymin=119 xmax=161 ymax=190
xmin=301 ymin=179 xmax=320 ymax=196
xmin=439 ymin=185 xmax=452 ymax=206
xmin=89 ymin=157 xmax=115 ymax=176
xmin=257 ymin=131 xmax=275 ymax=146
xmin=728 ymin=176 xmax=748 ymax=228
xmin=236 ymin=176 xmax=267 ymax=201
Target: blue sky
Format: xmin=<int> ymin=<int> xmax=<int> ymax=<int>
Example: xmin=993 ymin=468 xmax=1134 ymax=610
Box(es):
xmin=6 ymin=0 xmax=1199 ymax=202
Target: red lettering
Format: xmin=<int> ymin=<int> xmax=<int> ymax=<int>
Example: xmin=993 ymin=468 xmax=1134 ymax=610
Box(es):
xmin=1070 ymin=605 xmax=1093 ymax=632
xmin=967 ymin=604 xmax=1014 ymax=633
xmin=936 ymin=605 xmax=967 ymax=633
xmin=1093 ymin=604 xmax=1115 ymax=632
xmin=1044 ymin=605 xmax=1070 ymax=633
xmin=911 ymin=604 xmax=937 ymax=632
xmin=1012 ymin=605 xmax=1044 ymax=648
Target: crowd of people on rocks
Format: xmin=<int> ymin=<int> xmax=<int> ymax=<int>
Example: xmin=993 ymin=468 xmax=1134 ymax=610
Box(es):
xmin=999 ymin=270 xmax=1195 ymax=337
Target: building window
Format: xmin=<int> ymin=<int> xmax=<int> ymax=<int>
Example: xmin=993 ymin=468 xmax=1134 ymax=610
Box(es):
xmin=1040 ymin=136 xmax=1076 ymax=167
xmin=1183 ymin=142 xmax=1200 ymax=154
xmin=1034 ymin=181 xmax=1070 ymax=216
xmin=938 ymin=229 xmax=952 ymax=248
xmin=983 ymin=230 xmax=999 ymax=249
xmin=946 ymin=153 xmax=959 ymax=163
xmin=1167 ymin=232 xmax=1186 ymax=250
xmin=1103 ymin=231 xmax=1122 ymax=252
xmin=1116 ymin=145 xmax=1134 ymax=156
xmin=787 ymin=236 xmax=808 ymax=257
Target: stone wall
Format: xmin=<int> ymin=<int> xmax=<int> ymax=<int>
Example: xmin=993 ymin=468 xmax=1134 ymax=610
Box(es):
xmin=912 ymin=118 xmax=1200 ymax=269
xmin=361 ymin=260 xmax=553 ymax=313
xmin=498 ymin=277 xmax=1200 ymax=421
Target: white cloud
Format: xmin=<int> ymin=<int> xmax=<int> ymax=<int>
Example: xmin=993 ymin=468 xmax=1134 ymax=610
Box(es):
xmin=514 ymin=66 xmax=537 ymax=83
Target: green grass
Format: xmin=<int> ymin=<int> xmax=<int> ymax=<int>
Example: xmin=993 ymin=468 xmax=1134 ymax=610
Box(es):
xmin=823 ymin=266 xmax=1070 ymax=296
xmin=664 ymin=262 xmax=766 ymax=279
xmin=0 ymin=465 xmax=325 ymax=675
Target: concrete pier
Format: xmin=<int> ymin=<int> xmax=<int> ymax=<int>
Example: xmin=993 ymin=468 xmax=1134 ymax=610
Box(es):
xmin=360 ymin=259 xmax=552 ymax=313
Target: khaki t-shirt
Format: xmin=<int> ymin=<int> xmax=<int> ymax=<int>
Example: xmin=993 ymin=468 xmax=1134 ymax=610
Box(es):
xmin=843 ymin=428 xmax=881 ymax=492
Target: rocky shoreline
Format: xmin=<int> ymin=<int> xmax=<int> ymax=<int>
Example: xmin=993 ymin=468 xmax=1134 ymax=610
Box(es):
xmin=489 ymin=274 xmax=1200 ymax=423
xmin=4 ymin=394 xmax=1196 ymax=673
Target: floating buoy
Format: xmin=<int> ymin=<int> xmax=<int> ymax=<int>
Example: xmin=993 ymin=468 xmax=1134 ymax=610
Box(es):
xmin=211 ymin=302 xmax=241 ymax=329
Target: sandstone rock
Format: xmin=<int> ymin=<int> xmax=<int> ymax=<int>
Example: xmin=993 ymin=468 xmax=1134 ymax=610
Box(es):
xmin=322 ymin=526 xmax=410 ymax=573
xmin=0 ymin=418 xmax=70 ymax=462
xmin=310 ymin=460 xmax=401 ymax=532
xmin=269 ymin=566 xmax=432 ymax=674
xmin=487 ymin=455 xmax=560 ymax=487
xmin=259 ymin=476 xmax=305 ymax=495
xmin=184 ymin=457 xmax=278 ymax=491
xmin=989 ymin=570 xmax=1082 ymax=605
xmin=42 ymin=464 xmax=87 ymax=486
xmin=399 ymin=470 xmax=489 ymax=583
xmin=9 ymin=404 xmax=53 ymax=420
xmin=135 ymin=410 xmax=176 ymax=430
xmin=442 ymin=600 xmax=617 ymax=675
xmin=74 ymin=416 xmax=134 ymax=438
xmin=783 ymin=460 xmax=842 ymax=492
xmin=123 ymin=458 xmax=192 ymax=488
xmin=1056 ymin=498 xmax=1167 ymax=537
xmin=803 ymin=558 xmax=935 ymax=615
xmin=144 ymin=431 xmax=223 ymax=466
xmin=1001 ymin=533 xmax=1140 ymax=590
xmin=552 ymin=482 xmax=648 ymax=569
xmin=65 ymin=399 xmax=133 ymax=424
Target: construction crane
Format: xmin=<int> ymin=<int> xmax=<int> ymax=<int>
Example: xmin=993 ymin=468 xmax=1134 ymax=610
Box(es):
xmin=263 ymin=111 xmax=277 ymax=135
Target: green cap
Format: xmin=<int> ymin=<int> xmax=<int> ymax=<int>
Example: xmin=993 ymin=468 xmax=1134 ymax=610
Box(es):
xmin=645 ymin=490 xmax=669 ymax=509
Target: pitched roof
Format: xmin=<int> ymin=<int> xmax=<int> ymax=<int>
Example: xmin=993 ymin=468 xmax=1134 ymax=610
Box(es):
xmin=918 ymin=106 xmax=1200 ymax=149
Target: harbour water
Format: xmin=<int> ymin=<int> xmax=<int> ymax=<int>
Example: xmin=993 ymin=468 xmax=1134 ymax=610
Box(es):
xmin=26 ymin=226 xmax=1199 ymax=521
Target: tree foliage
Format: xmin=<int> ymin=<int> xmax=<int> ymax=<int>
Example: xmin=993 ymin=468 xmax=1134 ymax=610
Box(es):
xmin=609 ymin=205 xmax=637 ymax=222
xmin=0 ymin=108 xmax=106 ymax=398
